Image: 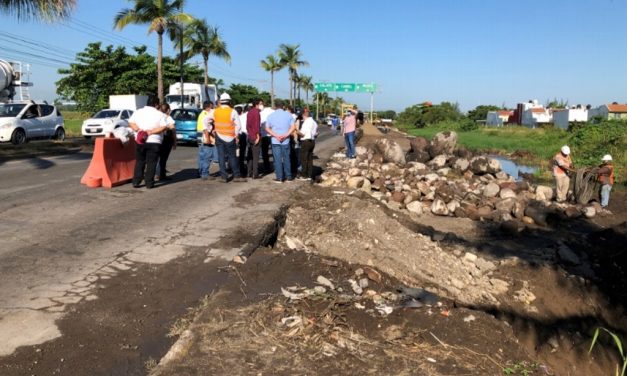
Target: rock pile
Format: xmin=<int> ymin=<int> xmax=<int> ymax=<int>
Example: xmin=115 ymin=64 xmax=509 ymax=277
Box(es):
xmin=319 ymin=131 xmax=599 ymax=225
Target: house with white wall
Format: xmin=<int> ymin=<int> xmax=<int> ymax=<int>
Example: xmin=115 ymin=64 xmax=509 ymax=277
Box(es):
xmin=486 ymin=110 xmax=513 ymax=127
xmin=553 ymin=107 xmax=589 ymax=129
xmin=588 ymin=103 xmax=627 ymax=121
xmin=521 ymin=106 xmax=552 ymax=127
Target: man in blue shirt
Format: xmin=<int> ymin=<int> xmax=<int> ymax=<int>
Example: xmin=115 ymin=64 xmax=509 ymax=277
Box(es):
xmin=265 ymin=101 xmax=296 ymax=182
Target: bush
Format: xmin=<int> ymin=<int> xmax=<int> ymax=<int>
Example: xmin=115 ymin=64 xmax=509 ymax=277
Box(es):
xmin=569 ymin=121 xmax=627 ymax=180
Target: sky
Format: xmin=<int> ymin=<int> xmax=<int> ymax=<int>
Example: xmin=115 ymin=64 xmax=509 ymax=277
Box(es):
xmin=1 ymin=0 xmax=627 ymax=112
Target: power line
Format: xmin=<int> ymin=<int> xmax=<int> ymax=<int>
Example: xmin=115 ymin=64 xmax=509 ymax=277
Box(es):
xmin=0 ymin=30 xmax=79 ymax=57
xmin=0 ymin=35 xmax=76 ymax=62
xmin=3 ymin=46 xmax=73 ymax=65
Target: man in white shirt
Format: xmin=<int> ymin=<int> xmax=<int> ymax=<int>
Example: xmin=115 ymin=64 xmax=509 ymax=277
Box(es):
xmin=128 ymin=98 xmax=167 ymax=189
xmin=296 ymin=108 xmax=318 ymax=181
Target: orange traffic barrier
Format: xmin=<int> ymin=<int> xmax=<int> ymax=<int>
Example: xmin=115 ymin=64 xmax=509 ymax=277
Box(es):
xmin=81 ymin=136 xmax=136 ymax=188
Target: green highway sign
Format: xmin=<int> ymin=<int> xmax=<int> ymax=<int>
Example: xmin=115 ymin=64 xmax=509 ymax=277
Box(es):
xmin=314 ymin=82 xmax=377 ymax=93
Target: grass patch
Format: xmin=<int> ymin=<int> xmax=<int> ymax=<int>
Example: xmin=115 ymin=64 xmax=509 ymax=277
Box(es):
xmin=64 ymin=119 xmax=83 ymax=137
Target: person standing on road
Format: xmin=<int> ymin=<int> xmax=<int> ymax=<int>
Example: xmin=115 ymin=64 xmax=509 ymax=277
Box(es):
xmin=297 ymin=108 xmax=318 ymax=181
xmin=246 ymin=99 xmax=263 ymax=179
xmin=597 ymin=154 xmax=614 ymax=210
xmin=260 ymin=105 xmax=274 ymax=174
xmin=552 ymin=145 xmax=574 ymax=202
xmin=211 ymin=93 xmax=246 ymax=183
xmin=237 ymin=106 xmax=249 ymax=177
xmin=197 ymin=101 xmax=216 ymax=179
xmin=332 ymin=115 xmax=339 ymax=135
xmin=157 ymin=103 xmax=176 ymax=181
xmin=342 ymin=109 xmax=357 ymax=159
xmin=265 ymin=101 xmax=296 ymax=183
xmin=129 ymin=97 xmax=167 ymax=189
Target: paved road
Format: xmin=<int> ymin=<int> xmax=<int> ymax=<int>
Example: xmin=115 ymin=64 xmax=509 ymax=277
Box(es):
xmin=0 ymin=127 xmax=343 ymax=360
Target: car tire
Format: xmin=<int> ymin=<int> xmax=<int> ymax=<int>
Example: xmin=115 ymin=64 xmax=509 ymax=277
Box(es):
xmin=54 ymin=127 xmax=65 ymax=141
xmin=11 ymin=128 xmax=27 ymax=145
xmin=84 ymin=136 xmax=91 ymax=140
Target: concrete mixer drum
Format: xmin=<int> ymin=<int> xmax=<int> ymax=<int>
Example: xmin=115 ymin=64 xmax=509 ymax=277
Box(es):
xmin=0 ymin=59 xmax=17 ymax=102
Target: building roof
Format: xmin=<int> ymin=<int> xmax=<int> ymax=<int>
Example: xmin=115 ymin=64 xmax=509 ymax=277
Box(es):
xmin=607 ymin=104 xmax=627 ymax=113
xmin=498 ymin=110 xmax=513 ymax=116
xmin=530 ymin=108 xmax=547 ymax=113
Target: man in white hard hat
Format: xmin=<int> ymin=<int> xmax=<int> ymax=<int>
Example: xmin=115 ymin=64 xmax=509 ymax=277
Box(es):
xmin=597 ymin=154 xmax=614 ymax=210
xmin=209 ymin=93 xmax=246 ymax=182
xmin=553 ymin=145 xmax=574 ymax=202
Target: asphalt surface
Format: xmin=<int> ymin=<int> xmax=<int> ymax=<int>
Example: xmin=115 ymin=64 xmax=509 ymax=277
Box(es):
xmin=0 ymin=127 xmax=343 ymax=362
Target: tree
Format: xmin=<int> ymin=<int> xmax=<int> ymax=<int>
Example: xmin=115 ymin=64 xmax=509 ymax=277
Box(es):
xmin=0 ymin=0 xmax=75 ymax=21
xmin=260 ymin=54 xmax=282 ymax=108
xmin=299 ymin=75 xmax=313 ymax=106
xmin=397 ymin=101 xmax=462 ymax=128
xmin=177 ymin=19 xmax=230 ymax=86
xmin=114 ymin=0 xmax=192 ymax=104
xmin=56 ymin=42 xmax=204 ymax=113
xmin=226 ymin=84 xmax=270 ymax=107
xmin=467 ymin=105 xmax=502 ymax=122
xmin=278 ymin=44 xmax=308 ymax=107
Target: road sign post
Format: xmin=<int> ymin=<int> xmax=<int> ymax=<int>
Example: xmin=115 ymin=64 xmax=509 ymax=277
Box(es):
xmin=314 ymin=82 xmax=378 ymax=122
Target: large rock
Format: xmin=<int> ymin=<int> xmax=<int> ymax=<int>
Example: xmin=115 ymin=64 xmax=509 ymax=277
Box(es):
xmin=447 ymin=200 xmax=461 ymax=213
xmin=452 ymin=158 xmax=470 ymax=172
xmin=429 ymin=131 xmax=458 ymax=158
xmin=483 ymin=182 xmax=501 ymax=198
xmin=391 ymin=191 xmax=406 ymax=203
xmin=499 ymin=188 xmax=517 ymax=199
xmin=406 ymin=201 xmax=424 ymax=215
xmin=347 ymin=176 xmax=365 ymax=189
xmin=535 ymin=185 xmax=554 ymax=201
xmin=470 ymin=156 xmax=502 ymax=175
xmin=512 ymin=201 xmax=526 ymax=219
xmin=428 ymin=155 xmax=447 ymax=169
xmin=406 ymin=150 xmax=431 ymax=163
xmin=431 ymin=199 xmax=450 ymax=216
xmin=435 ymin=184 xmax=456 ymax=203
xmin=409 ymin=137 xmax=429 ymax=153
xmin=374 ymin=139 xmax=406 ymax=165
xmin=495 ymin=198 xmax=517 ymax=213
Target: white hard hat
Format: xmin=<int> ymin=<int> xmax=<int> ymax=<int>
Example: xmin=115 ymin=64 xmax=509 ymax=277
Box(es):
xmin=561 ymin=145 xmax=571 ymax=155
xmin=602 ymin=154 xmax=613 ymax=161
xmin=219 ymin=92 xmax=231 ymax=102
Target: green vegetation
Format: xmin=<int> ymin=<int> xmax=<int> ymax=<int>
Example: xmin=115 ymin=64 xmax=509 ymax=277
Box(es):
xmin=0 ymin=0 xmax=76 ymax=22
xmin=397 ymin=101 xmax=462 ymax=128
xmin=502 ymin=361 xmax=539 ymax=375
xmin=589 ymin=327 xmax=626 ymax=376
xmin=226 ymin=84 xmax=271 ymax=107
xmin=177 ymin=18 xmax=230 ymax=86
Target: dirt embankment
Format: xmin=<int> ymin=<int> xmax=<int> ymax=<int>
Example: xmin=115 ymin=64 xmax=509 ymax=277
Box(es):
xmin=153 ymin=125 xmax=627 ymax=376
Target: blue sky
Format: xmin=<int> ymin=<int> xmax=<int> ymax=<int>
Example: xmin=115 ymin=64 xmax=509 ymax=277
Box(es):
xmin=1 ymin=0 xmax=626 ymax=112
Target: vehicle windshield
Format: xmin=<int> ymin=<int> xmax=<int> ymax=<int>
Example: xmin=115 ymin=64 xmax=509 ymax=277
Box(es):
xmin=166 ymin=95 xmax=190 ymax=104
xmin=92 ymin=110 xmax=120 ymax=119
xmin=171 ymin=109 xmax=199 ymax=121
xmin=0 ymin=103 xmax=27 ymax=118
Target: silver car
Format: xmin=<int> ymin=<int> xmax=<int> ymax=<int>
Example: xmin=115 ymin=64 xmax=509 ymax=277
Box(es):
xmin=0 ymin=102 xmax=65 ymax=145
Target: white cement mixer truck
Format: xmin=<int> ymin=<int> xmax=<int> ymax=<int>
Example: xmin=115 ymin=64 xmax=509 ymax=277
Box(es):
xmin=0 ymin=59 xmax=32 ymax=102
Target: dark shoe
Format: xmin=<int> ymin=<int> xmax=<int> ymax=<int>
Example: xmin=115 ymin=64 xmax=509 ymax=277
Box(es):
xmin=286 ymin=178 xmax=295 ymax=182
xmin=252 ymin=175 xmax=261 ymax=179
xmin=132 ymin=184 xmax=141 ymax=188
xmin=160 ymin=176 xmax=171 ymax=181
xmin=146 ymin=184 xmax=155 ymax=189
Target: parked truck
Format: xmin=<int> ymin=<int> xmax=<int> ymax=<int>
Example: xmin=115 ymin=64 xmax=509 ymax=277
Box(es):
xmin=0 ymin=59 xmax=33 ymax=102
xmin=109 ymin=94 xmax=148 ymax=111
xmin=166 ymin=83 xmax=218 ymax=110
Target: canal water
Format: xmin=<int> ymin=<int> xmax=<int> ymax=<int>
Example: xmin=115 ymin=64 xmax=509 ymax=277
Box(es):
xmin=490 ymin=156 xmax=538 ymax=181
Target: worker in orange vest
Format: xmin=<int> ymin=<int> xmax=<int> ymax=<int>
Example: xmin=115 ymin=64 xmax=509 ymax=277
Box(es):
xmin=552 ymin=145 xmax=574 ymax=202
xmin=209 ymin=93 xmax=247 ymax=183
xmin=598 ymin=154 xmax=614 ymax=210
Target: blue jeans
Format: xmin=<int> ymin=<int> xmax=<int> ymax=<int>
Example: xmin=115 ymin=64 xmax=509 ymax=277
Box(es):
xmin=272 ymin=143 xmax=292 ymax=181
xmin=344 ymin=131 xmax=356 ymax=158
xmin=216 ymin=137 xmax=240 ymax=180
xmin=601 ymin=184 xmax=612 ymax=207
xmin=198 ymin=143 xmax=217 ymax=178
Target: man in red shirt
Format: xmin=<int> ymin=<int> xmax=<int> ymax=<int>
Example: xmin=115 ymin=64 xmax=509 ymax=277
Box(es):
xmin=246 ymin=99 xmax=264 ymax=179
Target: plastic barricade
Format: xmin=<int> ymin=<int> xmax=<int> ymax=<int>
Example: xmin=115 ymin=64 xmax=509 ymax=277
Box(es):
xmin=81 ymin=136 xmax=136 ymax=188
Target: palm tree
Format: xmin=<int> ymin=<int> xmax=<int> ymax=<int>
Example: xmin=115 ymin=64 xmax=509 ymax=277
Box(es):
xmin=277 ymin=44 xmax=308 ymax=107
xmin=177 ymin=19 xmax=230 ymax=86
xmin=0 ymin=0 xmax=75 ymax=21
xmin=260 ymin=54 xmax=282 ymax=108
xmin=114 ymin=0 xmax=192 ymax=104
xmin=299 ymin=75 xmax=313 ymax=106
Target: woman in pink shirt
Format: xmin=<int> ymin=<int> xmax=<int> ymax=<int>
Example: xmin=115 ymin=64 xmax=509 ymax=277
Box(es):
xmin=342 ymin=110 xmax=357 ymax=158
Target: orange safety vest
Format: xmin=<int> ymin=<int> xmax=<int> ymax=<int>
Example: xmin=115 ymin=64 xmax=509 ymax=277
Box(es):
xmin=214 ymin=106 xmax=236 ymax=139
xmin=598 ymin=163 xmax=615 ymax=185
xmin=553 ymin=153 xmax=572 ymax=176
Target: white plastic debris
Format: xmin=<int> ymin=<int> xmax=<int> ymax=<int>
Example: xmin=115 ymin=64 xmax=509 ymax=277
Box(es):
xmin=280 ymin=316 xmax=302 ymax=328
xmin=376 ymin=304 xmax=394 ymax=316
xmin=281 ymin=287 xmax=305 ymax=300
xmin=348 ymin=279 xmax=363 ymax=295
xmin=316 ymin=275 xmax=335 ymax=290
xmin=463 ymin=315 xmax=476 ymax=323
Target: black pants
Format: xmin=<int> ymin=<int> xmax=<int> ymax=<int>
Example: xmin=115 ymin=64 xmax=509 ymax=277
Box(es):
xmin=238 ymin=133 xmax=248 ymax=176
xmin=159 ymin=135 xmax=174 ymax=178
xmin=133 ymin=142 xmax=160 ymax=187
xmin=216 ymin=137 xmax=240 ymax=180
xmin=261 ymin=136 xmax=272 ymax=173
xmin=247 ymin=140 xmax=260 ymax=177
xmin=300 ymin=140 xmax=315 ymax=179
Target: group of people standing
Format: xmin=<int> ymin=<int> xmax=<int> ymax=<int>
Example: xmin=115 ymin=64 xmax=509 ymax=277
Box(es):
xmin=128 ymin=93 xmax=321 ymax=188
xmin=552 ymin=145 xmax=614 ymax=209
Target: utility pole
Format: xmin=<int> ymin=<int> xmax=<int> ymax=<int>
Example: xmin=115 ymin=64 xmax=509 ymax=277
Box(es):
xmin=179 ymin=23 xmax=184 ymax=109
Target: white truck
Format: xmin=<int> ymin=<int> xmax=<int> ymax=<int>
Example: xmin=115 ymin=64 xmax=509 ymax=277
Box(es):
xmin=109 ymin=95 xmax=148 ymax=111
xmin=166 ymin=83 xmax=218 ymax=110
xmin=1 ymin=59 xmax=33 ymax=103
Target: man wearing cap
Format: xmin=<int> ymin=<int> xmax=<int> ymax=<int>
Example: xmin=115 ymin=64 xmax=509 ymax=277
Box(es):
xmin=210 ymin=93 xmax=246 ymax=183
xmin=597 ymin=154 xmax=614 ymax=209
xmin=553 ymin=145 xmax=574 ymax=202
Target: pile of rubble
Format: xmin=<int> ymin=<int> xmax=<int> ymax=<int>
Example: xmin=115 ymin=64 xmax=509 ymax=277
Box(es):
xmin=319 ymin=131 xmax=602 ymax=226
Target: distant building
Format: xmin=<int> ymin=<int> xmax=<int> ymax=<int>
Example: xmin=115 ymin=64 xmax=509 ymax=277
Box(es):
xmin=486 ymin=110 xmax=513 ymax=127
xmin=521 ymin=107 xmax=552 ymax=127
xmin=588 ymin=103 xmax=627 ymax=121
xmin=553 ymin=107 xmax=589 ymax=129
